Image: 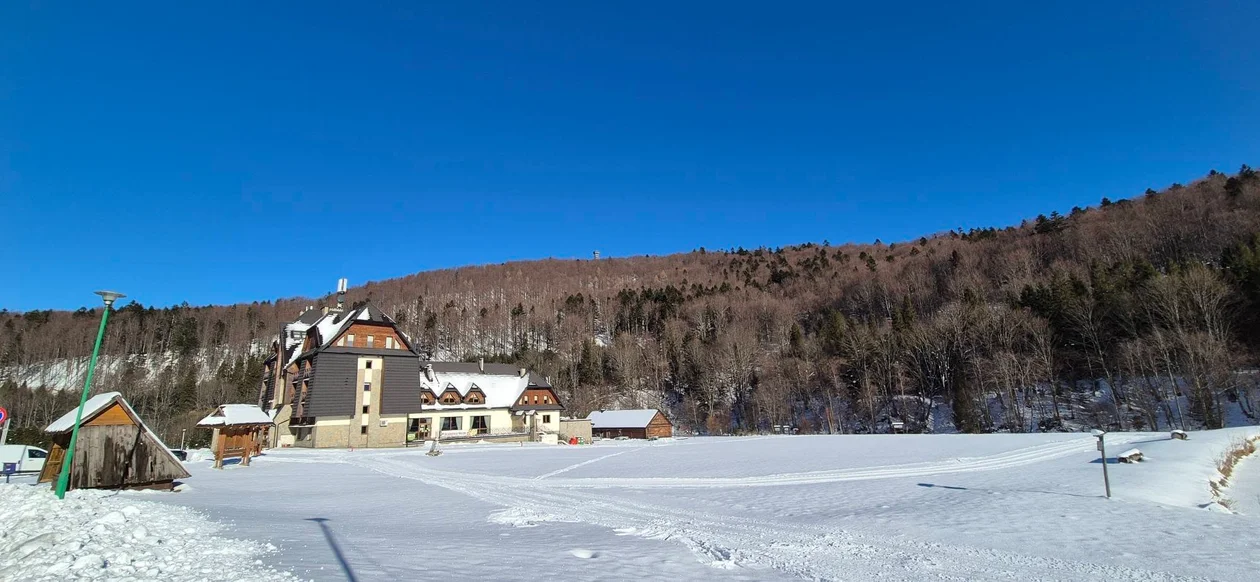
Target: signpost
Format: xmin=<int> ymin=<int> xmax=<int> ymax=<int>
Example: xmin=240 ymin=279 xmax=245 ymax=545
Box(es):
xmin=1092 ymin=429 xmax=1111 ymax=498
xmin=2 ymin=462 xmax=15 ymax=484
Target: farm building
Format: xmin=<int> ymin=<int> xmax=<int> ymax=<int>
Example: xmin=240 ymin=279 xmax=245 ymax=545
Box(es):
xmin=587 ymin=409 xmax=673 ymax=439
xmin=197 ymin=404 xmax=273 ymax=468
xmin=39 ymin=392 xmax=190 ymax=491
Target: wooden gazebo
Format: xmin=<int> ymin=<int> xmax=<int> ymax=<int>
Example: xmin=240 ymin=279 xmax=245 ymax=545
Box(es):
xmin=197 ymin=404 xmax=273 ymax=468
xmin=39 ymin=392 xmax=190 ymax=491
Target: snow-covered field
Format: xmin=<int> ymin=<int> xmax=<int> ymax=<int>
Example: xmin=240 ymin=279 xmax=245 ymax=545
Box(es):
xmin=5 ymin=430 xmax=1260 ymax=581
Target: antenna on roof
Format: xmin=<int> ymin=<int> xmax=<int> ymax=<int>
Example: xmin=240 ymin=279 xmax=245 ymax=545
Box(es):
xmin=331 ymin=278 xmax=348 ymax=313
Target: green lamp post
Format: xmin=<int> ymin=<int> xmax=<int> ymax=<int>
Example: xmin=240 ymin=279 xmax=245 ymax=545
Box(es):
xmin=54 ymin=290 xmax=125 ymax=499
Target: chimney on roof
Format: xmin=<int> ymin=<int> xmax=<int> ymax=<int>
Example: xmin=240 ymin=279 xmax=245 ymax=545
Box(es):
xmin=478 ymin=358 xmax=485 ymax=373
xmin=519 ymin=367 xmax=527 ymax=378
xmin=330 ymin=278 xmax=348 ymax=313
xmin=424 ymin=364 xmax=435 ymax=382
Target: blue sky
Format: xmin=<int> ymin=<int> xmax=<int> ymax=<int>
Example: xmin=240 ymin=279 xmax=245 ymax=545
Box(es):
xmin=2 ymin=1 xmax=1258 ymax=311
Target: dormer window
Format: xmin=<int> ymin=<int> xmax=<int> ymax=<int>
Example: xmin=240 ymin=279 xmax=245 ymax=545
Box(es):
xmin=346 ymin=334 xmax=355 ymax=346
xmin=441 ymin=390 xmax=461 ymax=404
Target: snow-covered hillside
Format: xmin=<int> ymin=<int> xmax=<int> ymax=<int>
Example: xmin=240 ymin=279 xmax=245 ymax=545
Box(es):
xmin=76 ymin=429 xmax=1255 ymax=580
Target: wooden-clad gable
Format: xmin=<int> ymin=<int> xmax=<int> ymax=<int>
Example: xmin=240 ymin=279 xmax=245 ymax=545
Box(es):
xmin=39 ymin=395 xmax=190 ymax=491
xmin=88 ymin=403 xmax=134 ymax=426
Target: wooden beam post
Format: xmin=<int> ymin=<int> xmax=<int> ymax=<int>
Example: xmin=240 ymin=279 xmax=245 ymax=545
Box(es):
xmin=215 ymin=428 xmax=227 ymax=469
xmin=242 ymin=429 xmax=254 ymax=466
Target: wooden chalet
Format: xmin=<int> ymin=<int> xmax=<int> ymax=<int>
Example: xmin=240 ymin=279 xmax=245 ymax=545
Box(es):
xmin=256 ymin=280 xmax=564 ymax=448
xmin=39 ymin=392 xmax=190 ymax=491
xmin=587 ymin=409 xmax=673 ymax=439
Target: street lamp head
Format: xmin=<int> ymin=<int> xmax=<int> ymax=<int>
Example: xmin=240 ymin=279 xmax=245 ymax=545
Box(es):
xmin=94 ymin=290 xmax=126 ymax=306
xmin=1091 ymin=429 xmax=1106 ymax=438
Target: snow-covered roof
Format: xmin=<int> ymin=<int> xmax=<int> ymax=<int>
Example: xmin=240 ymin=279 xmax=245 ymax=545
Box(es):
xmin=587 ymin=409 xmax=662 ymax=429
xmin=421 ymin=371 xmax=529 ymax=410
xmin=312 ymin=311 xmax=353 ymax=349
xmin=197 ymin=404 xmax=274 ymax=427
xmin=47 ymin=392 xmax=123 ymax=433
xmin=285 ymin=303 xmax=409 ymax=361
xmin=45 ymin=392 xmax=180 ymax=452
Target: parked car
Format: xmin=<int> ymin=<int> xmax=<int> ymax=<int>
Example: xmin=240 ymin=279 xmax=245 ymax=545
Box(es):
xmin=0 ymin=444 xmax=50 ymax=473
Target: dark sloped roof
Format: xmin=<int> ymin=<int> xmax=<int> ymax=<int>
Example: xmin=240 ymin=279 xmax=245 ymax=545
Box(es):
xmin=296 ymin=309 xmax=325 ymax=325
xmin=354 ymin=302 xmax=390 ymax=323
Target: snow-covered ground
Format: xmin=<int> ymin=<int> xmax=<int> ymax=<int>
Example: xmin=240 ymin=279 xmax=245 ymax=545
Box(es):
xmin=6 ymin=430 xmax=1260 ymax=580
xmin=0 ymin=484 xmax=297 ymax=581
xmin=1226 ymin=449 xmax=1260 ymax=516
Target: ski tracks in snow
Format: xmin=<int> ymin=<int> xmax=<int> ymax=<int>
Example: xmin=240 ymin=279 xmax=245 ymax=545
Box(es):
xmin=533 ymin=448 xmax=639 ymax=480
xmin=344 ymin=436 xmax=1201 ymax=581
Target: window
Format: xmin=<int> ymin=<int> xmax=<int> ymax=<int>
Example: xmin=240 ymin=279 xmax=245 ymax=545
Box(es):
xmin=360 ymin=426 xmax=368 ymax=435
xmin=363 ymin=382 xmax=371 ymax=392
xmin=544 ymin=396 xmax=550 ymax=404
xmin=471 ymin=416 xmax=488 ymax=431
xmin=347 ymin=334 xmax=355 ymax=346
xmin=27 ymin=449 xmax=47 ymax=459
xmin=366 ymin=335 xmax=374 ymax=348
xmin=362 ymin=405 xmax=370 ymax=414
xmin=543 ymin=415 xmax=551 ymax=423
xmin=441 ymin=417 xmax=461 ymax=431
xmin=338 ymin=336 xmax=345 ymax=347
xmin=533 ymin=395 xmax=538 ymax=404
xmin=421 ymin=392 xmax=434 ymax=404
xmin=441 ymin=391 xmax=460 ymax=404
xmin=365 ymin=361 xmax=372 ymax=369
xmin=386 ymin=337 xmax=395 ymax=349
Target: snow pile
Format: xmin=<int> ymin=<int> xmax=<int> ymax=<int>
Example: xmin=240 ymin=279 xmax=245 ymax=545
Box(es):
xmin=183 ymin=448 xmax=215 ymax=463
xmin=0 ymin=485 xmax=299 ymax=581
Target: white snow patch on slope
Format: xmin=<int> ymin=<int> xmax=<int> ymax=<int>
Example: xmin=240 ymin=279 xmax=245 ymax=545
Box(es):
xmin=0 ymin=484 xmax=298 ymax=582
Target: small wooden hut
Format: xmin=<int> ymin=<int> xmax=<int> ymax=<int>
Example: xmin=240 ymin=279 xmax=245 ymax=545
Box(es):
xmin=586 ymin=409 xmax=674 ymax=439
xmin=39 ymin=392 xmax=190 ymax=491
xmin=197 ymin=404 xmax=273 ymax=468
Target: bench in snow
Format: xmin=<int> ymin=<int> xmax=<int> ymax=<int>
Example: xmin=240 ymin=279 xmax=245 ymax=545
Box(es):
xmin=1171 ymin=430 xmax=1188 ymax=440
xmin=1117 ymin=448 xmax=1144 ymax=463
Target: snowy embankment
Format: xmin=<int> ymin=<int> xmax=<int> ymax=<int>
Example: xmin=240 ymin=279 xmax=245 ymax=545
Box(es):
xmin=0 ymin=485 xmax=299 ymax=581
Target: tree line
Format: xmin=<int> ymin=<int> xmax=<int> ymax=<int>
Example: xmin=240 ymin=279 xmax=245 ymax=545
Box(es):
xmin=1 ymin=167 xmax=1258 ymax=442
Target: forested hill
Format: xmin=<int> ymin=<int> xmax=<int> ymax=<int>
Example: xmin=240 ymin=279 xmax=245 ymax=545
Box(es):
xmin=3 ymin=167 xmax=1260 ymax=443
